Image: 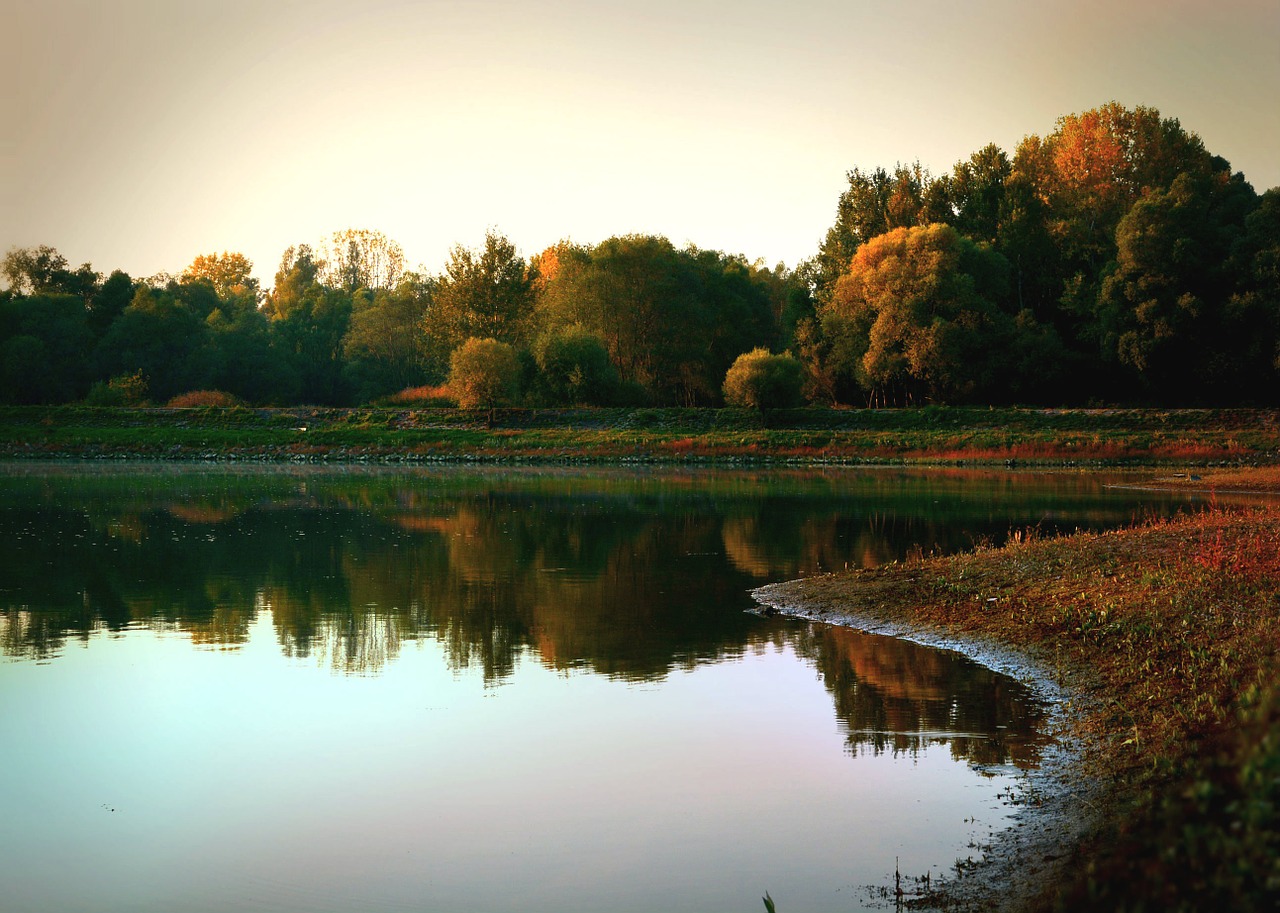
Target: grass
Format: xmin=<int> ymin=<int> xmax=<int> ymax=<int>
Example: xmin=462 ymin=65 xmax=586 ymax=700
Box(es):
xmin=760 ymin=481 xmax=1280 ymax=911
xmin=0 ymin=405 xmax=1277 ymax=465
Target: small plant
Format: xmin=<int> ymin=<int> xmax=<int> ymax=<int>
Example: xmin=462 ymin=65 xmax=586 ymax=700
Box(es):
xmin=761 ymin=890 xmax=777 ymax=912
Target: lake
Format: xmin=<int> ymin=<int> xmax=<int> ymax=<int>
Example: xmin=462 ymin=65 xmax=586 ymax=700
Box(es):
xmin=0 ymin=464 xmax=1206 ymax=912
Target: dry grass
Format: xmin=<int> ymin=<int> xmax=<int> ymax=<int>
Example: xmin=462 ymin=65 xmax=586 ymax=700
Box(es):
xmin=165 ymin=390 xmax=242 ymax=408
xmin=383 ymin=384 xmax=456 ymax=407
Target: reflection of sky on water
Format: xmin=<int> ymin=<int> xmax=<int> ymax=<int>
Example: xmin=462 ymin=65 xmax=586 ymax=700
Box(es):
xmin=0 ymin=465 xmax=1200 ymax=911
xmin=2 ymin=615 xmax=1020 ymax=913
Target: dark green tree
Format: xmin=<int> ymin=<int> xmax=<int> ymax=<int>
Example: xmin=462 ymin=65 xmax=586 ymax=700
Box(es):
xmin=532 ymin=324 xmax=618 ymax=405
xmin=1097 ymin=170 xmax=1261 ymax=401
xmin=343 ymin=276 xmax=436 ymax=401
xmin=92 ymin=286 xmax=215 ymax=401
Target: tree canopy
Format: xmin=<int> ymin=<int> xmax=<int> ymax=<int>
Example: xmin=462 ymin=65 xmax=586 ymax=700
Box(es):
xmin=1 ymin=103 xmax=1276 ymax=408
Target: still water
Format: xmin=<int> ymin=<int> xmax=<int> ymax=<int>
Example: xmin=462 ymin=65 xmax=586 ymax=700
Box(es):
xmin=0 ymin=464 xmax=1203 ymax=912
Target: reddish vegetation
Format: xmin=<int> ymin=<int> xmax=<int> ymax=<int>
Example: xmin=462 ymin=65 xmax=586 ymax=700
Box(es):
xmin=385 ymin=385 xmax=456 ymax=407
xmin=166 ymin=390 xmax=241 ymax=408
xmin=763 ymin=486 xmax=1280 ymax=910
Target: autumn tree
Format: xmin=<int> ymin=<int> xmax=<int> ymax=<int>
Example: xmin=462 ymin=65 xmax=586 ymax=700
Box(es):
xmin=813 ymin=163 xmax=949 ymax=304
xmin=181 ymin=252 xmax=260 ymax=314
xmin=822 ymin=223 xmax=1014 ymax=405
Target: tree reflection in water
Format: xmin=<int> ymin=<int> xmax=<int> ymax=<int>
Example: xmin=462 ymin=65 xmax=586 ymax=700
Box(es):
xmin=2 ymin=465 xmax=1178 ymax=766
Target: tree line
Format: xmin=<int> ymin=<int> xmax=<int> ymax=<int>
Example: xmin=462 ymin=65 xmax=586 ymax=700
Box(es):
xmin=3 ymin=102 xmax=1277 ymax=409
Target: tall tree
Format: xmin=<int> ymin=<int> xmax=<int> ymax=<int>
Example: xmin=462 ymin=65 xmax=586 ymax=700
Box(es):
xmin=821 ymin=223 xmax=1014 ymax=405
xmin=343 ymin=276 xmax=436 ymax=399
xmin=422 ymin=230 xmax=536 ymax=367
xmin=2 ymin=245 xmax=99 ymax=302
xmin=265 ymin=244 xmax=351 ymax=404
xmin=317 ymin=229 xmax=405 ymax=293
xmin=813 ymin=163 xmax=942 ymax=305
xmin=92 ymin=286 xmax=215 ymax=402
xmin=1097 ymin=170 xmax=1261 ymax=401
xmin=181 ymin=252 xmax=261 ymax=315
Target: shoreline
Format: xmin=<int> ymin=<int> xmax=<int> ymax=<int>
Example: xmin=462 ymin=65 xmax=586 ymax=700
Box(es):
xmin=752 ymin=478 xmax=1280 ymax=911
xmin=750 ymin=589 xmax=1107 ymax=911
xmin=2 ymin=404 xmax=1278 ymax=468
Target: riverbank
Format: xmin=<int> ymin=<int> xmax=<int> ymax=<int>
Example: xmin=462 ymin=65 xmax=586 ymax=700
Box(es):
xmin=1 ymin=405 xmax=1278 ymax=465
xmin=754 ymin=469 xmax=1280 ymax=911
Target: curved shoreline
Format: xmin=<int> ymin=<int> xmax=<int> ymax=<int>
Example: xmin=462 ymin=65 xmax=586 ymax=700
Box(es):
xmin=751 ymin=583 xmax=1106 ymax=911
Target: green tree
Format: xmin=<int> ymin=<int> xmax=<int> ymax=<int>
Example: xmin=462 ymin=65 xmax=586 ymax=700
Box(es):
xmin=533 ymin=325 xmax=618 ymax=405
xmin=448 ymin=337 xmax=522 ymax=418
xmin=343 ymin=276 xmax=436 ymax=401
xmin=1097 ymin=170 xmax=1261 ymax=401
xmin=92 ymin=286 xmax=215 ymax=401
xmin=88 ymin=270 xmax=135 ymax=337
xmin=266 ymin=246 xmax=352 ymax=404
xmin=423 ymin=230 xmax=535 ymax=367
xmin=948 ymin=144 xmax=1012 ymax=245
xmin=206 ymin=306 xmax=293 ymax=404
xmin=2 ymin=246 xmax=100 ymax=303
xmin=722 ymin=348 xmax=803 ymax=410
xmin=535 ymin=235 xmax=778 ymax=405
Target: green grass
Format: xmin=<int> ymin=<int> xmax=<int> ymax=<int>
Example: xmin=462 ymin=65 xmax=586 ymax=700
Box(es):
xmin=1 ymin=405 xmax=1277 ymax=465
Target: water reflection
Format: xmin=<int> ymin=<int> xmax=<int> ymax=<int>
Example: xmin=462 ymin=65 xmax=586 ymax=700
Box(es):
xmin=1 ymin=464 xmax=1186 ymax=769
xmin=798 ymin=625 xmax=1048 ymax=767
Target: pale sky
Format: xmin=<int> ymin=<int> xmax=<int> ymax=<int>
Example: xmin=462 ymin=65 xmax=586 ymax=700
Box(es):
xmin=3 ymin=0 xmax=1278 ymax=289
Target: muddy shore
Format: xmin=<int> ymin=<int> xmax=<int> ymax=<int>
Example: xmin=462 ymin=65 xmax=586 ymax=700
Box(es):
xmin=751 ymin=581 xmax=1107 ymax=911
xmin=752 ymin=477 xmax=1280 ymax=910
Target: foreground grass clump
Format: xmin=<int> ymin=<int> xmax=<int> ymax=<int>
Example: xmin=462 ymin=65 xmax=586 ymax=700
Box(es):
xmin=764 ymin=502 xmax=1280 ymax=911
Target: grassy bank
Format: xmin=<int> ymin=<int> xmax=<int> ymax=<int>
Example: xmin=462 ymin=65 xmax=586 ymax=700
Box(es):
xmin=755 ymin=470 xmax=1280 ymax=911
xmin=1 ymin=405 xmax=1278 ymax=464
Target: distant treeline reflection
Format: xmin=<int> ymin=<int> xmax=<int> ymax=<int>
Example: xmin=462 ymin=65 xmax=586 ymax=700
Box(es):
xmin=0 ymin=467 xmax=1131 ymax=767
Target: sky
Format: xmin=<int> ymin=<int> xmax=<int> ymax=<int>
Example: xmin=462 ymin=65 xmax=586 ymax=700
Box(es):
xmin=3 ymin=0 xmax=1278 ymax=290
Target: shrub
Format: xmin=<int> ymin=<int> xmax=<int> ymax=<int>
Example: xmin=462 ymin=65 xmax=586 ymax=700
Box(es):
xmin=383 ymin=384 xmax=457 ymax=407
xmin=447 ymin=338 xmax=521 ymax=413
xmin=723 ymin=348 xmax=803 ymax=410
xmin=167 ymin=390 xmax=242 ymax=408
xmin=86 ymin=371 xmax=149 ymax=406
xmin=533 ymin=325 xmax=618 ymax=405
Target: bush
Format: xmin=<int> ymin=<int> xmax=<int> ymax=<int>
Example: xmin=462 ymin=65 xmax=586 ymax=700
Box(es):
xmin=167 ymin=390 xmax=242 ymax=408
xmin=533 ymin=326 xmax=618 ymax=405
xmin=723 ymin=348 xmax=803 ymax=410
xmin=86 ymin=371 xmax=149 ymax=406
xmin=447 ymin=338 xmax=521 ymax=412
xmin=382 ymin=385 xmax=457 ymax=407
